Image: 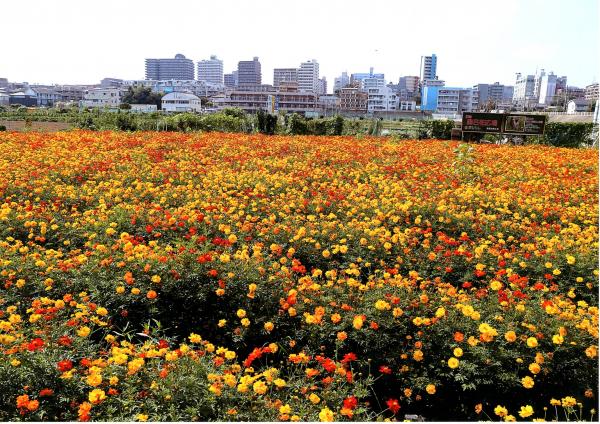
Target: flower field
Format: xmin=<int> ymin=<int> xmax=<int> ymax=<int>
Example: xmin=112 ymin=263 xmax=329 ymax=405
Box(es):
xmin=0 ymin=130 xmax=598 ymax=421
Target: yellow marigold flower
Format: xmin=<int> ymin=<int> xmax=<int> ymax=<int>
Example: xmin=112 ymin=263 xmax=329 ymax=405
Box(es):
xmin=435 ymin=307 xmax=446 ymax=318
xmin=490 ymin=280 xmax=503 ymax=291
xmin=552 ymin=268 xmax=561 ymax=276
xmin=353 ymin=315 xmax=364 ymax=330
xmin=189 ymin=333 xmax=202 ymax=343
xmin=137 ymin=414 xmax=148 ymax=422
xmin=322 ymin=249 xmax=331 ymax=258
xmin=131 ymin=287 xmax=141 ymax=295
xmin=504 ymin=414 xmax=516 ymax=421
xmin=236 ymin=309 xmax=246 ymax=318
xmin=88 ymin=389 xmax=106 ymax=404
xmin=561 ymin=397 xmax=576 ymax=407
xmin=77 ymin=326 xmax=91 ymax=337
xmin=552 ymin=334 xmax=564 ymax=344
xmin=319 ymin=407 xmax=335 ymax=422
xmin=447 ymin=357 xmax=459 ymax=369
xmin=274 ymin=378 xmax=286 ymax=388
xmin=526 ymin=337 xmax=538 ymax=348
xmin=585 ymin=345 xmax=598 ymax=358
xmin=116 ymin=286 xmax=125 ymax=294
xmin=309 ymin=393 xmax=321 ymax=404
xmin=518 ymin=405 xmax=534 ymax=418
xmin=253 ymin=380 xmax=268 ymax=395
xmin=264 ymin=321 xmax=274 ymax=332
xmin=550 ymin=398 xmax=561 ymax=406
xmin=426 ymin=384 xmax=436 ymax=394
xmin=241 ymin=318 xmax=250 ymax=327
xmin=86 ymin=373 xmax=102 ymax=387
xmin=279 ymin=404 xmax=292 ymax=415
xmin=413 ymin=349 xmax=424 ymax=361
xmin=504 ymin=331 xmax=517 ymax=342
xmin=528 ymin=363 xmax=541 ymax=374
xmin=375 ymin=300 xmax=391 ymax=311
xmin=109 ymin=376 xmax=119 ymax=385
xmin=566 ymin=255 xmax=576 ymax=265
xmin=453 ymin=347 xmax=463 ymax=358
xmin=11 ymin=359 xmax=21 ymax=367
xmin=521 ymin=376 xmax=535 ymax=389
xmin=151 ymin=275 xmax=161 ymax=283
xmin=225 ymin=351 xmax=236 ymax=360
xmin=494 ymin=405 xmax=508 ymax=417
xmin=393 ymin=307 xmax=404 ymax=317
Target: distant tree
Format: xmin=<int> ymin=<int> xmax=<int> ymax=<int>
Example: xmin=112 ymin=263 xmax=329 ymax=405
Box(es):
xmin=119 ymin=103 xmax=131 ymax=110
xmin=121 ymin=87 xmax=163 ymax=110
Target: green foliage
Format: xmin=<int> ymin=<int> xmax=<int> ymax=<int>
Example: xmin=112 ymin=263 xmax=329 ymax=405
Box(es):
xmin=0 ymin=125 xmax=6 ymax=131
xmin=542 ymin=122 xmax=596 ymax=148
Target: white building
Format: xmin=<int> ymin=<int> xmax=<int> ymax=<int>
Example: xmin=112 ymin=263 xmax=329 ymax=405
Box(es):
xmin=80 ymin=87 xmax=123 ymax=108
xmin=130 ymin=104 xmax=158 ymax=113
xmin=161 ymin=92 xmax=202 ymax=113
xmin=399 ymin=100 xmax=417 ymax=111
xmin=197 ymin=55 xmax=224 ymax=84
xmin=362 ymin=77 xmax=386 ymax=90
xmin=513 ymin=73 xmax=536 ymax=107
xmin=436 ymin=87 xmax=473 ymax=114
xmin=566 ymin=99 xmax=590 ymax=114
xmin=367 ymin=85 xmax=398 ymax=112
xmin=538 ymin=72 xmax=558 ymax=105
xmin=298 ymin=59 xmax=320 ymax=93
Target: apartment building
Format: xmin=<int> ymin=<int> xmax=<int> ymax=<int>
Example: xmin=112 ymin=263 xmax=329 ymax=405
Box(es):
xmin=333 ymin=72 xmax=350 ymax=93
xmin=512 ymin=73 xmax=536 ymax=107
xmin=161 ymin=92 xmax=202 ymax=113
xmin=339 ymin=87 xmax=368 ymax=112
xmin=224 ymin=71 xmax=238 ymax=88
xmin=197 ymin=55 xmax=224 ymax=84
xmin=145 ymin=54 xmax=195 ymax=80
xmin=237 ymin=57 xmax=262 ymax=86
xmin=367 ymin=85 xmax=398 ymax=112
xmin=585 ymin=82 xmax=599 ymax=101
xmin=273 ymin=68 xmax=298 ymax=89
xmin=420 ymin=79 xmax=445 ymax=111
xmin=472 ymin=82 xmax=514 ymax=110
xmin=298 ymin=59 xmax=319 ymax=93
xmin=215 ymin=89 xmax=318 ymax=115
xmin=436 ymin=87 xmax=473 ymax=114
xmin=420 ymin=54 xmax=437 ymax=81
xmin=80 ymin=87 xmax=123 ymax=108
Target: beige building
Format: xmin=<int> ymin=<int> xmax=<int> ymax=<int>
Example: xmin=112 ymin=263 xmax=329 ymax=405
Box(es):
xmin=80 ymin=87 xmax=123 ymax=108
xmin=339 ymin=87 xmax=368 ymax=111
xmin=215 ymin=88 xmax=317 ymax=115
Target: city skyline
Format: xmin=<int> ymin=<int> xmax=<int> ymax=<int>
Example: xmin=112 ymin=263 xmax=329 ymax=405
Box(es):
xmin=1 ymin=0 xmax=598 ymax=89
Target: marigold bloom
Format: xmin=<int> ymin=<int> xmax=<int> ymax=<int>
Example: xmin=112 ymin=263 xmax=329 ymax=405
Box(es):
xmin=319 ymin=407 xmax=335 ymax=422
xmin=518 ymin=405 xmax=534 ymax=418
xmin=448 ymin=357 xmax=459 ymax=369
xmin=426 ymin=384 xmax=436 ymax=394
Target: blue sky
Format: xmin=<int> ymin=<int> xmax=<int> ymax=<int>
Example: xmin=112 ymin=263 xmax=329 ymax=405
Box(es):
xmin=1 ymin=0 xmax=598 ymax=89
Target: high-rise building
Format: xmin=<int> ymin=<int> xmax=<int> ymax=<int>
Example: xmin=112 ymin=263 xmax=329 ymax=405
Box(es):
xmin=538 ymin=72 xmax=558 ymax=105
xmin=273 ymin=68 xmax=298 ymax=89
xmin=472 ymin=82 xmax=514 ymax=110
xmin=333 ymin=72 xmax=350 ymax=93
xmin=512 ymin=73 xmax=536 ymax=108
xmin=145 ymin=54 xmax=195 ymax=80
xmin=224 ymin=71 xmax=238 ymax=88
xmin=237 ymin=57 xmax=262 ymax=86
xmin=298 ymin=59 xmax=320 ymax=93
xmin=420 ymin=54 xmax=437 ymax=81
xmin=319 ymin=77 xmax=327 ymax=95
xmin=197 ymin=55 xmax=224 ymax=84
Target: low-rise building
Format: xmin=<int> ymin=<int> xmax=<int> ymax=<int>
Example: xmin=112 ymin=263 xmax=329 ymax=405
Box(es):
xmin=367 ymin=85 xmax=398 ymax=112
xmin=31 ymin=87 xmax=63 ymax=106
xmin=214 ymin=89 xmax=317 ymax=115
xmin=9 ymin=87 xmax=38 ymax=106
xmin=0 ymin=92 xmax=9 ymax=106
xmin=436 ymin=87 xmax=473 ymax=114
xmin=567 ymin=98 xmax=591 ymax=114
xmin=399 ymin=100 xmax=417 ymax=111
xmin=161 ymin=92 xmax=202 ymax=113
xmin=80 ymin=87 xmax=123 ymax=108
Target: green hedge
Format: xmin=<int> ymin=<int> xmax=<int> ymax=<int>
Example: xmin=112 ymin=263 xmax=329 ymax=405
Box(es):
xmin=542 ymin=122 xmax=596 ymax=148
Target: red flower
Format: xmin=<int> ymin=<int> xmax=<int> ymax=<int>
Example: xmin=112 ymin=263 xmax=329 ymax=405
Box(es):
xmin=343 ymin=396 xmax=358 ymax=410
xmin=57 ymin=359 xmax=73 ymax=372
xmin=386 ymin=398 xmax=401 ymax=414
xmin=58 ymin=335 xmax=72 ymax=346
xmin=379 ymin=365 xmax=392 ymax=375
xmin=39 ymin=388 xmax=54 ymax=397
xmin=27 ymin=338 xmax=44 ymax=352
xmin=341 ymin=352 xmax=357 ymax=364
xmin=157 ymin=339 xmax=169 ymax=349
